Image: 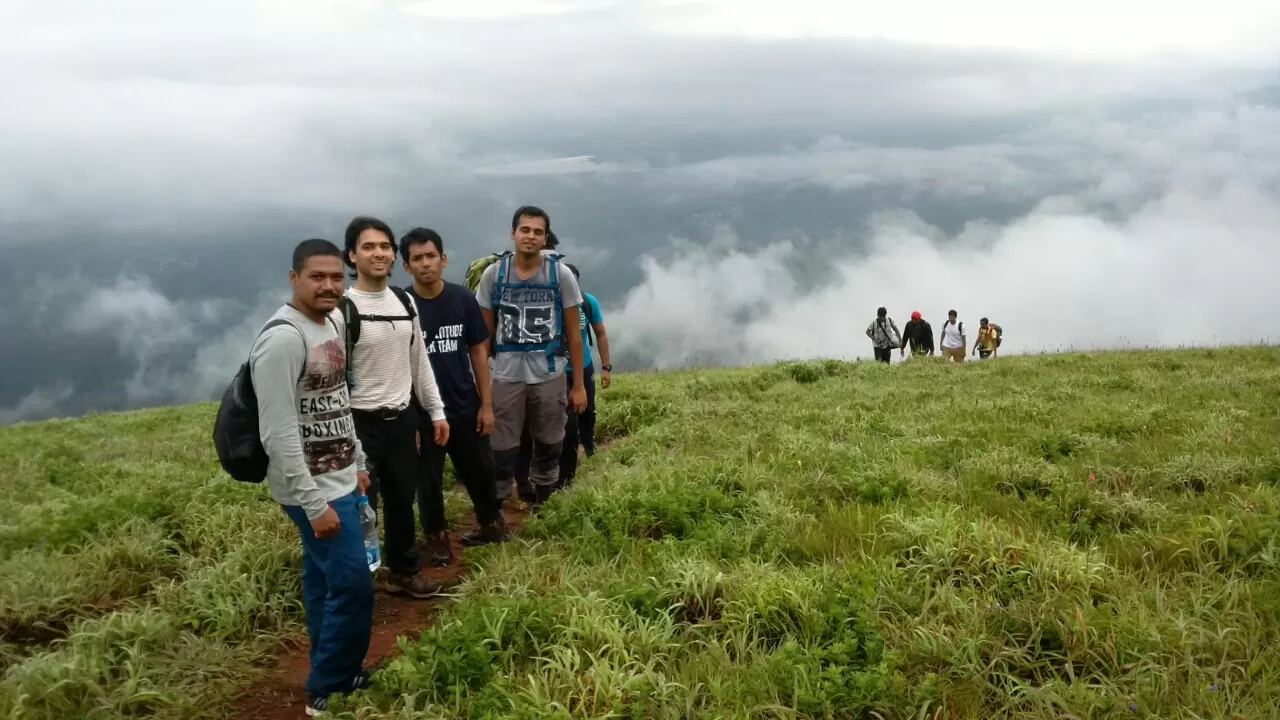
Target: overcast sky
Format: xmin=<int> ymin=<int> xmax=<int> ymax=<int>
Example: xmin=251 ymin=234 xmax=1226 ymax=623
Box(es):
xmin=3 ymin=0 xmax=1280 ymax=422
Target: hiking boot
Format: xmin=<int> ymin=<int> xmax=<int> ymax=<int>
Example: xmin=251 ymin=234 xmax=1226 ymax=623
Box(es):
xmin=529 ymin=483 xmax=557 ymax=514
xmin=460 ymin=518 xmax=511 ymax=547
xmin=422 ymin=531 xmax=453 ymax=567
xmin=386 ymin=571 xmax=445 ymax=599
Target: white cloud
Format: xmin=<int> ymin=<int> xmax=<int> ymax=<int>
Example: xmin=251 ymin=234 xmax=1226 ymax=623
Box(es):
xmin=4 ymin=0 xmax=1280 ymax=423
xmin=608 ymin=181 xmax=1280 ymax=368
xmin=0 ymin=384 xmax=75 ymax=426
xmin=3 ymin=0 xmax=1273 ymax=236
xmin=639 ymin=0 xmax=1280 ymax=59
xmin=403 ymin=0 xmax=603 ymax=19
xmin=60 ymin=276 xmax=285 ymax=406
xmin=647 ymin=106 xmax=1280 ymax=208
xmin=472 ymin=155 xmax=631 ymax=177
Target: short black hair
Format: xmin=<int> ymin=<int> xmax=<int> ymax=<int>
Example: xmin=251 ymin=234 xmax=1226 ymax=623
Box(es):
xmin=511 ymin=205 xmax=551 ymax=233
xmin=877 ymin=306 xmax=887 ymax=317
xmin=545 ymin=230 xmax=560 ymax=250
xmin=343 ymin=216 xmax=396 ymax=278
xmin=981 ymin=317 xmax=989 ymax=324
xmin=948 ymin=309 xmax=958 ymax=316
xmin=292 ymin=238 xmax=342 ymax=273
xmin=566 ymin=262 xmax=580 ymax=278
xmin=400 ymin=227 xmax=443 ymax=263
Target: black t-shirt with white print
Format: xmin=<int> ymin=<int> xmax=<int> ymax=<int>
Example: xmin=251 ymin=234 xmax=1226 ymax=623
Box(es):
xmin=406 ymin=282 xmax=490 ymax=419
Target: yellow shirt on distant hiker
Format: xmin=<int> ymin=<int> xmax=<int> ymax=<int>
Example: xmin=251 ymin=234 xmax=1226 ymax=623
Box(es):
xmin=974 ymin=319 xmax=999 ymax=359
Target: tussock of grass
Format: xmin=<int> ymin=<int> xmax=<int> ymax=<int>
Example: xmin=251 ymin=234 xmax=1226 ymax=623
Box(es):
xmin=0 ymin=407 xmax=306 ymax=719
xmin=4 ymin=347 xmax=1280 ymax=718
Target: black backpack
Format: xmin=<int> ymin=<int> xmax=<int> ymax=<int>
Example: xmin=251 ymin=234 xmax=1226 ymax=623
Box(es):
xmin=336 ymin=286 xmax=417 ymax=390
xmin=212 ymin=317 xmax=308 ymax=483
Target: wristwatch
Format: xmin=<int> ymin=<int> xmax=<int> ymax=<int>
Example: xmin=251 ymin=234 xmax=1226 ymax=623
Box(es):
xmin=602 ymin=364 xmax=612 ymax=371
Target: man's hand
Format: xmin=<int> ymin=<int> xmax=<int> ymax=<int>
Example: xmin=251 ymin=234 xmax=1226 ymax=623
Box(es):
xmin=569 ymin=384 xmax=588 ymax=413
xmin=600 ymin=369 xmax=611 ymax=389
xmin=415 ymin=430 xmax=421 ymax=454
xmin=356 ymin=470 xmax=370 ymax=495
xmin=311 ymin=505 xmax=341 ymax=539
xmin=433 ymin=419 xmax=450 ymax=446
xmin=476 ymin=403 xmax=495 ymax=437
xmin=900 ymin=348 xmax=905 ymax=357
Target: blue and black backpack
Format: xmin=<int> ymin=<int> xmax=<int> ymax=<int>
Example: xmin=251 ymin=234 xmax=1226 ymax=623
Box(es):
xmin=485 ymin=250 xmax=569 ymax=374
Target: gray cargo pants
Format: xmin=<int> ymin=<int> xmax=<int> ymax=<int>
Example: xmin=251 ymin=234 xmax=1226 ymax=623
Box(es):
xmin=491 ymin=377 xmax=567 ymax=501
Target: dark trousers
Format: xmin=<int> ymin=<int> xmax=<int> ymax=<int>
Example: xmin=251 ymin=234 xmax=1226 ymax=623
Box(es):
xmin=352 ymin=407 xmax=421 ymax=576
xmin=280 ymin=491 xmax=374 ymax=698
xmin=420 ymin=410 xmax=503 ymax=528
xmin=873 ymin=346 xmax=893 ymax=364
xmin=515 ymin=372 xmax=581 ymax=498
xmin=578 ymin=364 xmax=597 ymax=453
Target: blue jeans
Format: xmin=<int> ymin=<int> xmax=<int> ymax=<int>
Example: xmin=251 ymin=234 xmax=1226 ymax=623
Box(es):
xmin=281 ymin=491 xmax=375 ymax=698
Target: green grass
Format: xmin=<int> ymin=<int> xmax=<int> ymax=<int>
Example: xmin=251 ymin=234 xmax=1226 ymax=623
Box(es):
xmin=3 ymin=347 xmax=1280 ymax=718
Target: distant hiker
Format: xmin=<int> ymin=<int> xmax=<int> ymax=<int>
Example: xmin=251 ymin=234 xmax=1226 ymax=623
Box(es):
xmin=973 ymin=317 xmax=1002 ymax=359
xmin=939 ymin=309 xmax=966 ymax=363
xmin=332 ymin=216 xmax=450 ymax=599
xmin=250 ymin=239 xmax=374 ymax=715
xmin=475 ymin=206 xmax=588 ymax=509
xmin=865 ymin=307 xmax=901 ymax=364
xmin=566 ymin=263 xmax=611 ymax=456
xmin=899 ymin=310 xmax=934 ymax=358
xmin=401 ymin=227 xmax=509 ymax=557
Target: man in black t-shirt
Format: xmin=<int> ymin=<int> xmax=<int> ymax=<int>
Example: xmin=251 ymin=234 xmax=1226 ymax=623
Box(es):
xmin=401 ymin=228 xmax=510 ymax=561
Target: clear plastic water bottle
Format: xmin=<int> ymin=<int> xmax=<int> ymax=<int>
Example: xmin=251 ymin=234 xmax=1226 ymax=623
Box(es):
xmin=358 ymin=494 xmax=380 ymax=572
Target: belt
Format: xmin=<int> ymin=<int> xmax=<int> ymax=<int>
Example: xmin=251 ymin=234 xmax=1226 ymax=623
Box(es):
xmin=353 ymin=404 xmax=408 ymax=421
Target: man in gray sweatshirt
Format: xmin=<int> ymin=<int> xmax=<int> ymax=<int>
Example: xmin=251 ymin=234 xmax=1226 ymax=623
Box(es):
xmin=250 ymin=238 xmax=374 ymax=716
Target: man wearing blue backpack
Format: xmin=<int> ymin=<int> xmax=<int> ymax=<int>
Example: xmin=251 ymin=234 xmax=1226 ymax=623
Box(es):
xmin=474 ymin=206 xmax=588 ymax=508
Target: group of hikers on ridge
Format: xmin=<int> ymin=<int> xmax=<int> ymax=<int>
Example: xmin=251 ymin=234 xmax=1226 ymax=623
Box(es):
xmin=866 ymin=307 xmax=1003 ymax=363
xmin=217 ymin=205 xmax=611 ymax=716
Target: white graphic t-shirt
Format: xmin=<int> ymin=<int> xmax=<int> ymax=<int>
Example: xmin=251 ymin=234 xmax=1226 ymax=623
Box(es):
xmin=250 ymin=305 xmax=365 ymax=520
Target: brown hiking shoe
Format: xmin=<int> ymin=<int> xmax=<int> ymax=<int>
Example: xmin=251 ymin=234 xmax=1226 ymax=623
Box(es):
xmin=385 ymin=571 xmax=445 ymax=599
xmin=460 ymin=519 xmax=511 ymax=547
xmin=422 ymin=531 xmax=453 ymax=567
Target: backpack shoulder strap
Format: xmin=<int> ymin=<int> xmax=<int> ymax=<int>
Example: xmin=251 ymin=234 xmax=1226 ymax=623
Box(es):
xmin=338 ymin=296 xmax=360 ymax=347
xmin=336 ymin=297 xmax=359 ymax=389
xmin=583 ymin=296 xmax=597 ymax=347
xmin=257 ymin=317 xmax=307 ymax=383
xmin=492 ymin=251 xmax=515 ymax=308
xmin=390 ymin=285 xmax=417 ymax=320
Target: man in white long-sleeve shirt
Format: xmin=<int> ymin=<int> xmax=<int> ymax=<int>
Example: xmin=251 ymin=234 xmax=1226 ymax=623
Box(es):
xmin=331 ymin=216 xmax=450 ymax=599
xmin=250 ymin=238 xmax=374 ymax=715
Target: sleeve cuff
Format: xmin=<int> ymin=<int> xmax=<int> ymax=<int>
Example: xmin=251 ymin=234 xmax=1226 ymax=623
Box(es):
xmin=303 ymin=500 xmax=331 ymax=521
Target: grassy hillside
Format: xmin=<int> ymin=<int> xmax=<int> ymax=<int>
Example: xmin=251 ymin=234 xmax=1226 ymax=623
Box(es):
xmin=3 ymin=347 xmax=1280 ymax=719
